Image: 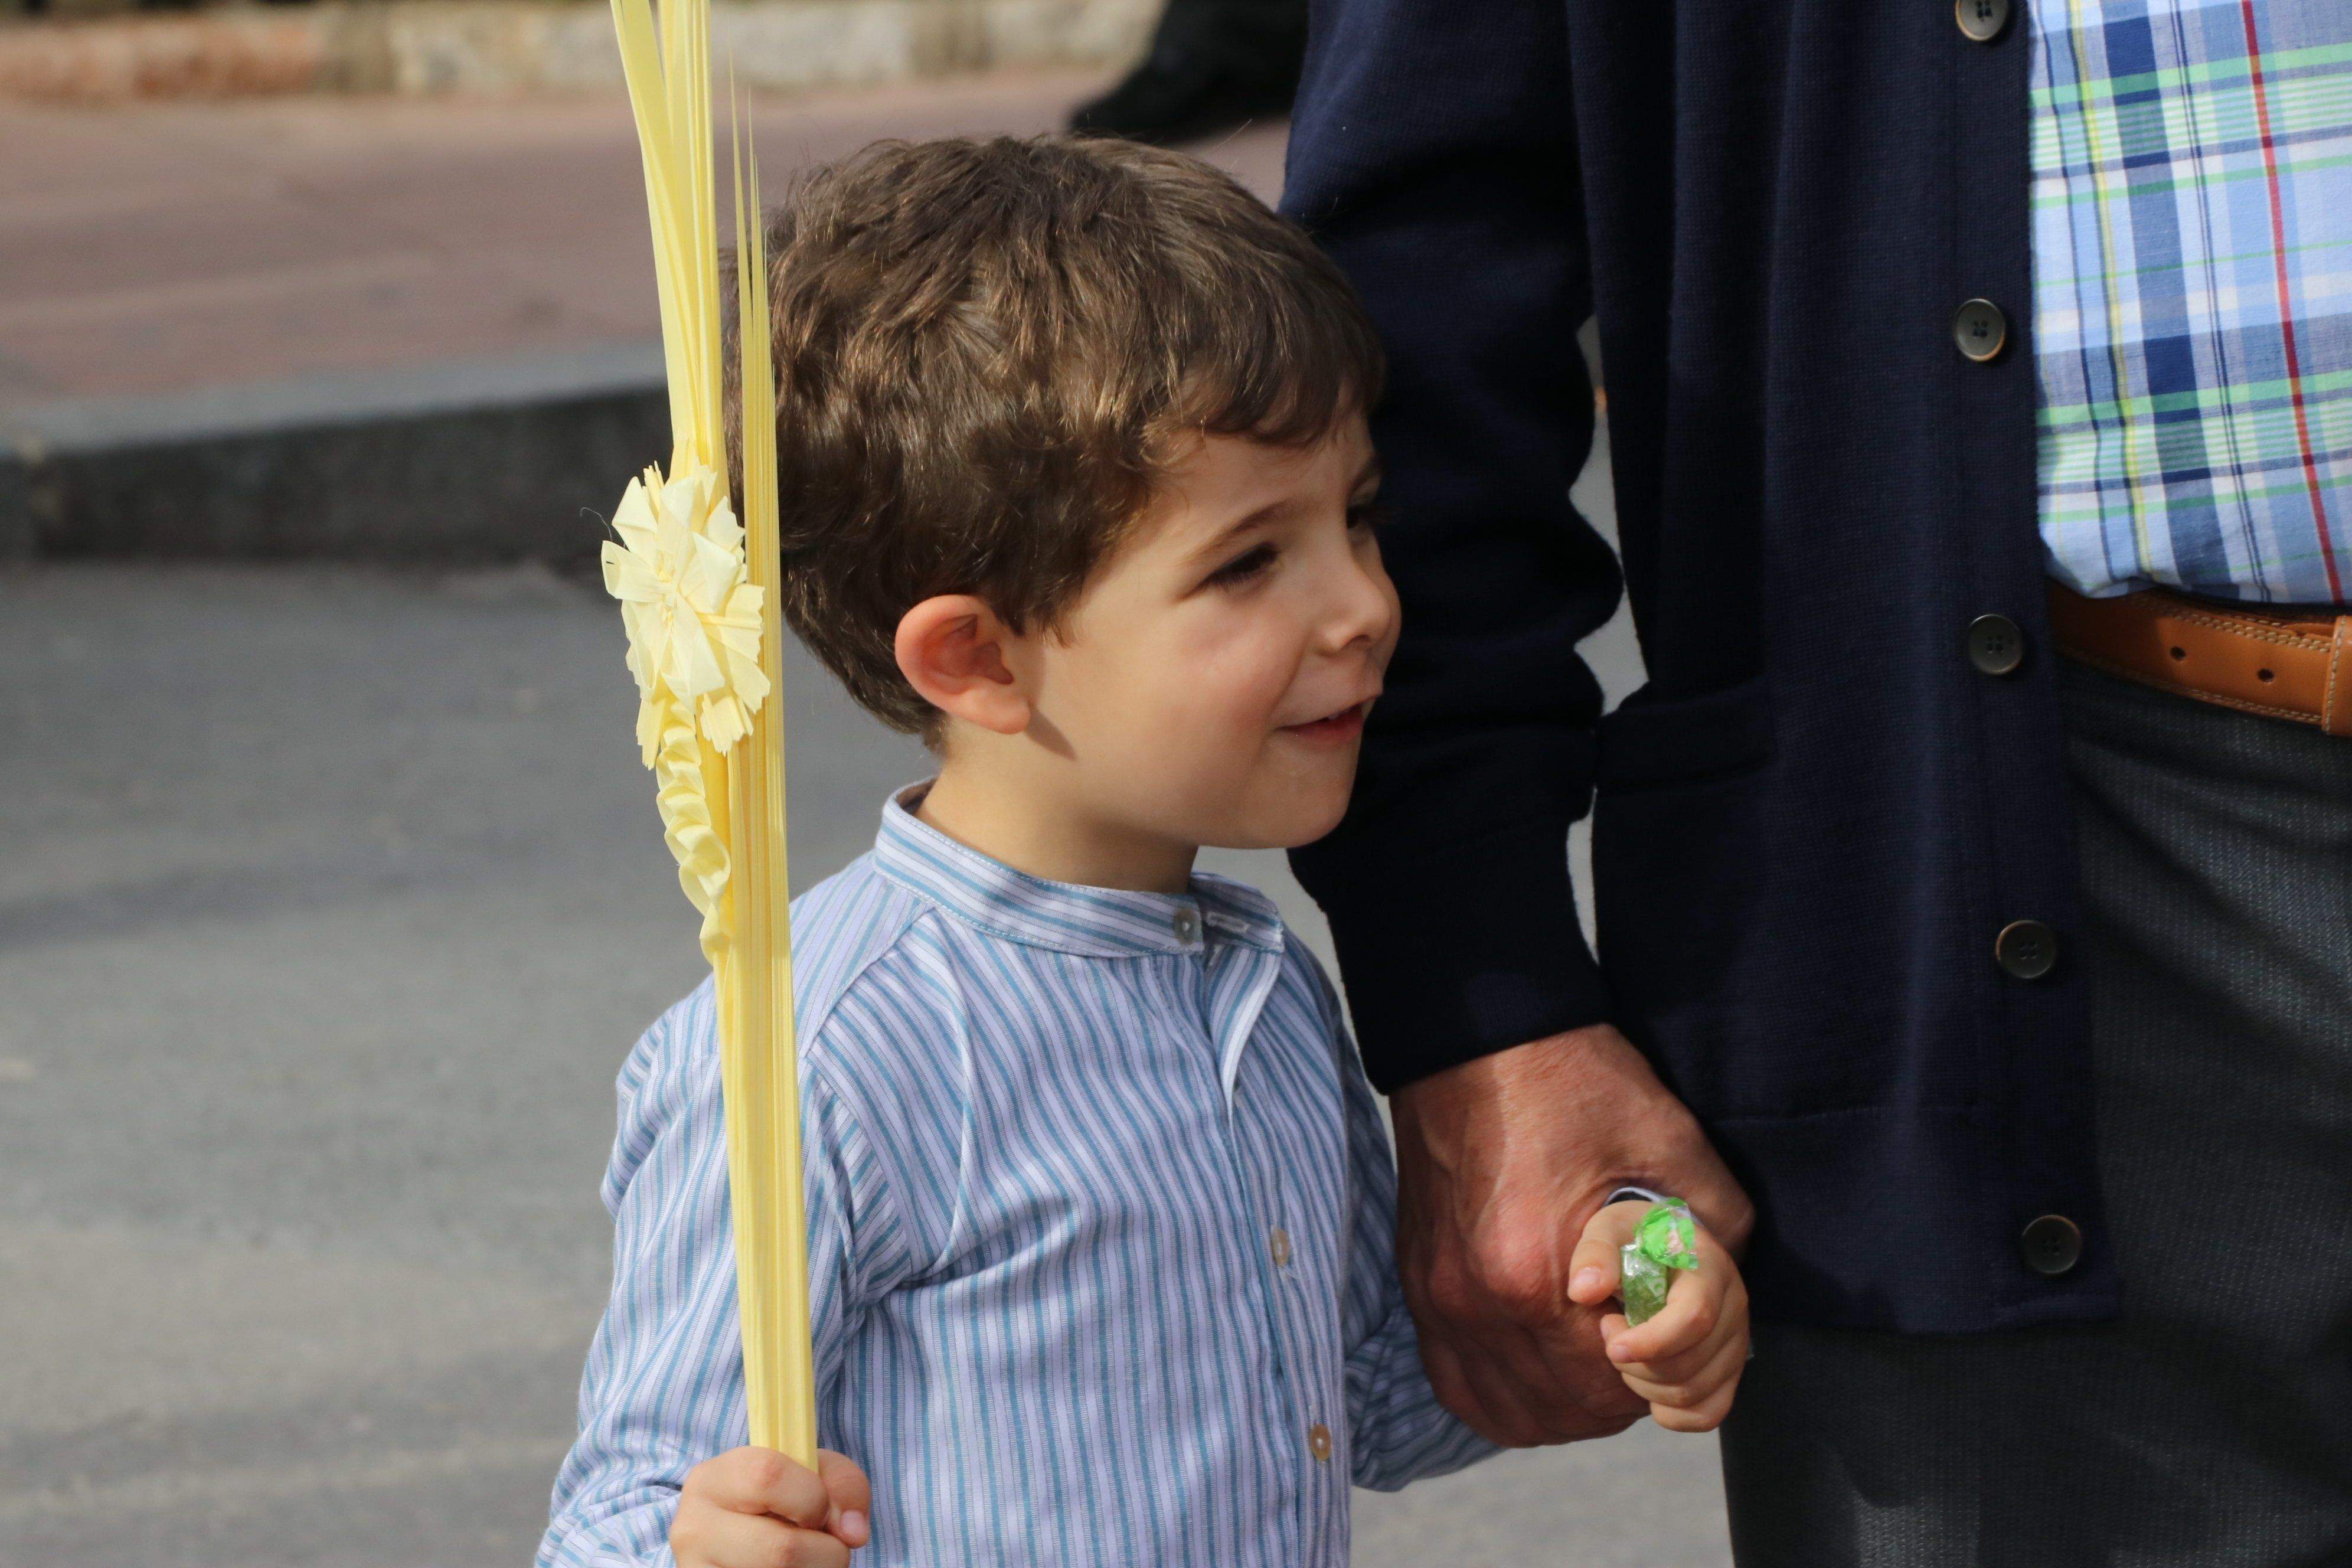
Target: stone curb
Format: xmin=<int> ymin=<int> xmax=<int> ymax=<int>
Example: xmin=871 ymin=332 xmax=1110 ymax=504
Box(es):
xmin=0 ymin=342 xmax=669 ymax=563
xmin=0 ymin=0 xmax=1151 ymax=102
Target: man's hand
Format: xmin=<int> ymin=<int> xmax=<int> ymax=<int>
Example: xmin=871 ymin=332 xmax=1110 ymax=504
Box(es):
xmin=1391 ymin=1024 xmax=1753 ymax=1448
xmin=671 ymin=1445 xmax=873 ymax=1568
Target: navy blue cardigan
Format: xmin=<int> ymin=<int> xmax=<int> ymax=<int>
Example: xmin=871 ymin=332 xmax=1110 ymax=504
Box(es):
xmin=1282 ymin=0 xmax=2116 ymax=1334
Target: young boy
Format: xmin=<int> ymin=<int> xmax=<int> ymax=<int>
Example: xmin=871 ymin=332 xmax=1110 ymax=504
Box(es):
xmin=541 ymin=135 xmax=1748 ymax=1568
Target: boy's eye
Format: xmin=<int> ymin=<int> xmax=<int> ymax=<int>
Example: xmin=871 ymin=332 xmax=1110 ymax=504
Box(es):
xmin=1207 ymin=543 xmax=1278 ymax=587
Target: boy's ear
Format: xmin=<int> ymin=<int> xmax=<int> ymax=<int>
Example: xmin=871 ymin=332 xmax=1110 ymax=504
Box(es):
xmin=894 ymin=595 xmax=1031 ymax=737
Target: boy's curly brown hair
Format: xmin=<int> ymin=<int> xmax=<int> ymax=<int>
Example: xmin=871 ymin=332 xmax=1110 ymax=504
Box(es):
xmin=720 ymin=133 xmax=1384 ymax=751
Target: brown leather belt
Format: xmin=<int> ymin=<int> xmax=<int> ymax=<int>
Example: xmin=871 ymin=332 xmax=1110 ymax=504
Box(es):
xmin=2047 ymin=582 xmax=2352 ymax=736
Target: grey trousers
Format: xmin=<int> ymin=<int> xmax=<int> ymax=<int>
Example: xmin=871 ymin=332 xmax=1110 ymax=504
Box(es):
xmin=1718 ymin=661 xmax=2352 ymax=1568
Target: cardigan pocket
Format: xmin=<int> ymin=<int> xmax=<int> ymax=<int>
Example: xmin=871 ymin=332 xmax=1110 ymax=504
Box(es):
xmin=1593 ymin=674 xmax=1775 ymax=792
xmin=1589 ymin=675 xmax=1776 ymax=1115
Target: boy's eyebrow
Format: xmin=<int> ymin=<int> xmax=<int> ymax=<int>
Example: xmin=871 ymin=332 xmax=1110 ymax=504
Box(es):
xmin=1181 ymin=453 xmax=1387 ymax=568
xmin=1181 ymin=497 xmax=1293 ymax=567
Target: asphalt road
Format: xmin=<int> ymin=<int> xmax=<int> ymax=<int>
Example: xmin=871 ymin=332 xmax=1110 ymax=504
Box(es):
xmin=0 ymin=429 xmax=1730 ymax=1566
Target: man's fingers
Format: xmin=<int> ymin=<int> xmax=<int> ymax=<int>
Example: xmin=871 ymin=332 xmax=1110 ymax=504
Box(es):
xmin=1681 ymin=1148 xmax=1756 ymax=1258
xmin=1413 ymin=1247 xmax=1634 ymax=1444
xmin=1486 ymin=1319 xmax=1649 ymax=1444
xmin=1453 ymin=1334 xmax=1570 ymax=1446
xmin=692 ymin=1448 xmax=832 ymax=1527
xmin=1415 ymin=1325 xmax=1513 ymax=1443
xmin=1439 ymin=1330 xmax=1644 ymax=1446
xmin=690 ymin=1508 xmax=851 ymax=1568
xmin=1522 ymin=1303 xmax=1648 ymax=1425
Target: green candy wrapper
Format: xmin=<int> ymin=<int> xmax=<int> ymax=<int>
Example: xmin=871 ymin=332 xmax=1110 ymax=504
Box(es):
xmin=1618 ymin=1198 xmax=1700 ymax=1327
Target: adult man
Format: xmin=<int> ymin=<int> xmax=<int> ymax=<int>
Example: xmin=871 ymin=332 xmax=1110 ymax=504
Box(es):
xmin=1281 ymin=1 xmax=2352 ymax=1562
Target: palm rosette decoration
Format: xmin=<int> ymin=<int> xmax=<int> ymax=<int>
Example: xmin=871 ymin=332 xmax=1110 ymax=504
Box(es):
xmin=602 ymin=0 xmax=816 ymax=1462
xmin=603 ymin=465 xmax=768 ymax=950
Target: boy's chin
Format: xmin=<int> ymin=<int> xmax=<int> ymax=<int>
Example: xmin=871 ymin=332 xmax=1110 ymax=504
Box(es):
xmin=1247 ymin=785 xmax=1357 ymax=851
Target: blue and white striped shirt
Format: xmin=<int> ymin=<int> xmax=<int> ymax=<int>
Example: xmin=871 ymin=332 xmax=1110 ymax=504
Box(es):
xmin=540 ymin=778 xmax=1494 ymax=1568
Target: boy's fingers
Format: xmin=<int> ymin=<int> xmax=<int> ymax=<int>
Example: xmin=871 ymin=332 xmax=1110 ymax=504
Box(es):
xmin=695 ymin=1447 xmax=833 ymax=1527
xmin=1651 ymin=1367 xmax=1744 ymax=1433
xmin=1619 ymin=1327 xmax=1731 ymax=1389
xmin=1565 ymin=1201 xmax=1644 ymax=1305
xmin=693 ymin=1508 xmax=851 ymax=1568
xmin=1606 ymin=1269 xmax=1722 ymax=1365
xmin=1614 ymin=1290 xmax=1746 ymax=1387
xmin=1618 ymin=1327 xmax=1750 ymax=1409
xmin=816 ymin=1449 xmax=873 ymax=1546
xmin=815 ymin=1451 xmax=872 ymax=1514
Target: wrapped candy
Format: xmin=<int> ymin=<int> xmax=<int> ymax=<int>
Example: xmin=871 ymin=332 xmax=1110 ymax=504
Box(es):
xmin=1619 ymin=1198 xmax=1701 ymax=1327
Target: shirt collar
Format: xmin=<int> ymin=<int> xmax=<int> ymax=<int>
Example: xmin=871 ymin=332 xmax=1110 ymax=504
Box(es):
xmin=871 ymin=778 xmax=1286 ymax=959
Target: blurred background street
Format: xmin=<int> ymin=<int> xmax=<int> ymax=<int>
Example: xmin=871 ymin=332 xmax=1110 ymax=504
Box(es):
xmin=0 ymin=25 xmax=1729 ymax=1568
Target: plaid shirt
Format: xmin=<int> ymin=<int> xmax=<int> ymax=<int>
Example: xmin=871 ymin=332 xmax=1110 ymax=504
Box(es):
xmin=2032 ymin=0 xmax=2352 ymax=605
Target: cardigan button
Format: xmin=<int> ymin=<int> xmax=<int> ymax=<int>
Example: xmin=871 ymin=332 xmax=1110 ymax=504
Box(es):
xmin=1307 ymin=1422 xmax=1333 ymax=1462
xmin=1954 ymin=298 xmax=2010 ymax=362
xmin=1955 ymin=0 xmax=2010 ymax=43
xmin=1967 ymin=613 xmax=2026 ymax=675
xmin=2020 ymin=1214 xmax=2083 ymax=1276
xmin=1995 ymin=919 xmax=2058 ymax=980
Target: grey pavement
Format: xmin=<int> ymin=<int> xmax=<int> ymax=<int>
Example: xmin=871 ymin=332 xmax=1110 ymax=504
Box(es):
xmin=4 ymin=548 xmax=1719 ymax=1568
xmin=0 ymin=83 xmax=1723 ymax=1565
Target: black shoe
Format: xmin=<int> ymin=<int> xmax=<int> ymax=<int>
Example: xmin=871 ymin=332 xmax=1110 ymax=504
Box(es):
xmin=1070 ymin=2 xmax=1305 ymax=145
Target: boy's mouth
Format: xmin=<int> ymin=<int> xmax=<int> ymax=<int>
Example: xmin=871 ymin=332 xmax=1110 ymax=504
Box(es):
xmin=1279 ymin=699 xmax=1371 ymax=744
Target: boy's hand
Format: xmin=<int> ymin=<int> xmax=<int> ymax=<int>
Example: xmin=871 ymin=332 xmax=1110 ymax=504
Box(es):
xmin=671 ymin=1446 xmax=872 ymax=1568
xmin=1564 ymin=1200 xmax=1750 ymax=1432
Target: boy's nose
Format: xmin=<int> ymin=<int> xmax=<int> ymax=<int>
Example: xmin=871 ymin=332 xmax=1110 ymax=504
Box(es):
xmin=1324 ymin=556 xmax=1399 ymax=654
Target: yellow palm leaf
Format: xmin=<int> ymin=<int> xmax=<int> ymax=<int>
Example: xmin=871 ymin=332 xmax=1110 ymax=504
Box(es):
xmin=603 ymin=0 xmax=814 ymax=1465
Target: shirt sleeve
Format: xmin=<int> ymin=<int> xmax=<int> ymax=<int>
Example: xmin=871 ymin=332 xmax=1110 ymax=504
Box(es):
xmin=1280 ymin=0 xmax=1619 ymax=1093
xmin=1331 ymin=996 xmax=1501 ymax=1489
xmin=538 ymin=986 xmax=904 ymax=1567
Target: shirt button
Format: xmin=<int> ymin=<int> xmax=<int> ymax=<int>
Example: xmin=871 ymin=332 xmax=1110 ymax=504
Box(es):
xmin=1306 ymin=1422 xmax=1332 ymax=1462
xmin=1995 ymin=919 xmax=2058 ymax=980
xmin=1954 ymin=298 xmax=2009 ymax=362
xmin=1967 ymin=613 xmax=2026 ymax=675
xmin=2020 ymin=1214 xmax=2083 ymax=1276
xmin=1269 ymin=1226 xmax=1292 ymax=1267
xmin=1955 ymin=0 xmax=2009 ymax=42
xmin=1171 ymin=907 xmax=1200 ymax=943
